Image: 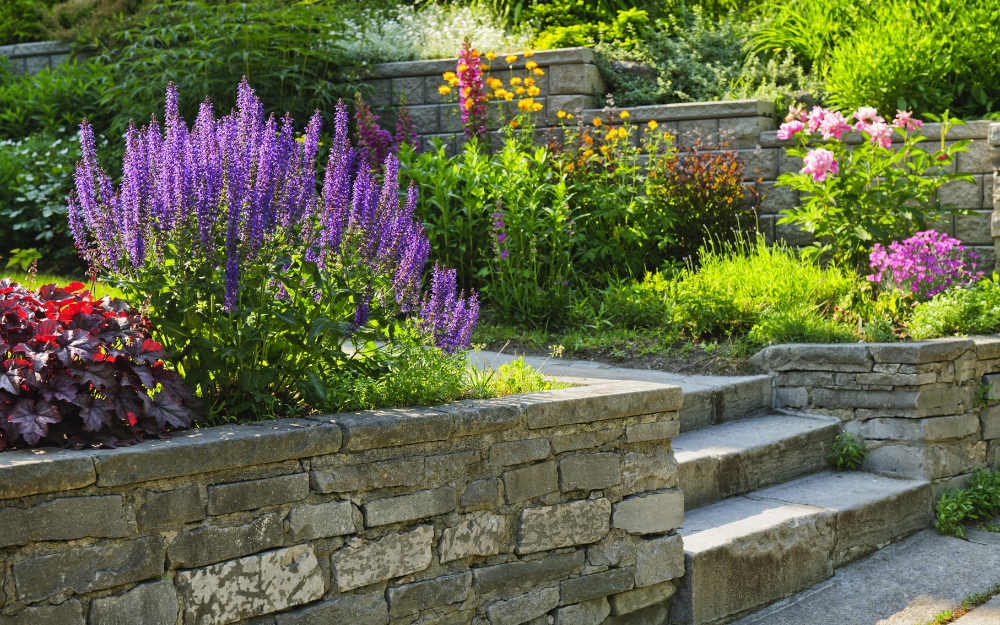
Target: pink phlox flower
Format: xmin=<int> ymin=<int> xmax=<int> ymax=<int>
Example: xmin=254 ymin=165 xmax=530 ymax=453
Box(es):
xmin=777 ymin=120 xmax=805 ymax=140
xmin=818 ymin=111 xmax=852 ymax=140
xmin=867 ymin=230 xmax=982 ymax=299
xmin=892 ymin=110 xmax=922 ymax=131
xmin=801 ymin=148 xmax=838 ymax=182
xmin=866 ymin=122 xmax=893 ymax=148
xmin=853 ymin=107 xmax=884 ymax=125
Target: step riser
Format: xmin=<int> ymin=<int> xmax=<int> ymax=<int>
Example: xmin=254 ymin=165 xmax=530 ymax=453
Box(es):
xmin=678 ymin=424 xmax=840 ymax=510
xmin=680 ymin=377 xmax=772 ymax=433
xmin=823 ymin=482 xmax=931 ymax=567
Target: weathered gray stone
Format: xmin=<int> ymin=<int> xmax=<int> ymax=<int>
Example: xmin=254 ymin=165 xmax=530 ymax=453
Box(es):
xmin=462 ymin=477 xmax=501 ymax=507
xmin=490 ymin=439 xmax=550 ymax=467
xmin=324 ymin=408 xmax=452 ymax=452
xmin=288 ymin=500 xmax=355 ymax=540
xmin=504 ymin=461 xmax=558 ymax=503
xmin=176 ymin=545 xmax=324 ymax=625
xmin=603 ymin=602 xmax=669 ymax=625
xmin=587 ymin=531 xmax=638 ymax=568
xmin=0 ymin=449 xmax=95 ymax=500
xmin=752 ymin=344 xmax=873 ymax=372
xmin=560 ymin=568 xmax=635 ymax=605
xmin=208 ymin=473 xmax=309 ymax=515
xmin=0 ymin=599 xmax=85 ymax=624
xmin=626 ymin=421 xmax=680 ymax=443
xmin=864 ymin=442 xmax=986 ymax=479
xmin=88 ymin=580 xmax=178 ymax=625
xmin=811 ymin=386 xmax=967 ymax=412
xmin=869 ymin=340 xmax=975 ymax=364
xmin=440 ymin=511 xmax=508 ymax=563
xmin=609 ymin=580 xmax=676 ymax=615
xmin=487 ymin=586 xmax=560 ymax=625
xmin=92 ymin=420 xmax=341 ymax=486
xmin=438 ymin=400 xmax=522 ymax=437
xmin=855 ymin=372 xmax=938 ymax=386
xmin=559 ymin=454 xmax=621 ymax=492
xmin=551 ymin=429 xmax=622 ymax=454
xmin=0 ymin=495 xmax=128 ymax=548
xmin=363 ymin=487 xmax=457 ymax=526
xmin=332 ymin=524 xmax=433 ymax=591
xmin=635 ymin=534 xmax=684 ymax=587
xmin=612 ymin=491 xmax=684 ymax=535
xmin=549 ymin=63 xmax=604 ymax=95
xmin=426 ymin=450 xmax=480 ymax=482
xmin=167 ymin=513 xmax=284 ymax=569
xmin=982 ymin=404 xmax=1000 ymax=439
xmin=274 ymin=591 xmax=389 ymax=625
xmin=622 ymin=449 xmax=678 ymax=496
xmin=137 ymin=485 xmax=205 ymax=531
xmin=518 ymin=498 xmax=612 ymax=554
xmin=521 ymin=383 xmax=682 ymax=430
xmin=473 ymin=551 xmax=585 ymax=601
xmin=14 ymin=536 xmax=166 ymax=602
xmin=388 ymin=572 xmax=472 ymax=617
xmin=311 ymin=456 xmax=424 ymax=493
xmin=553 ymin=597 xmax=610 ymax=625
xmin=862 ymin=413 xmax=979 ymax=442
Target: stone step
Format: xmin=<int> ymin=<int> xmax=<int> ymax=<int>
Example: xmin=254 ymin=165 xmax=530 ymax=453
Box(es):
xmin=670 ymin=471 xmax=932 ymax=625
xmin=673 ymin=413 xmax=840 ymax=510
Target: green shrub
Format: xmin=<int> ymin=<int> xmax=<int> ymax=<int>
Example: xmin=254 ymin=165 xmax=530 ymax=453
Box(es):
xmin=0 ymin=59 xmax=110 ymax=140
xmin=935 ymin=467 xmax=1000 ymax=538
xmin=936 ymin=488 xmax=975 ymax=538
xmin=0 ymin=0 xmax=49 ymax=46
xmin=467 ymin=355 xmax=569 ymax=398
xmin=909 ymin=280 xmax=1000 ymax=340
xmin=827 ymin=432 xmax=868 ymax=470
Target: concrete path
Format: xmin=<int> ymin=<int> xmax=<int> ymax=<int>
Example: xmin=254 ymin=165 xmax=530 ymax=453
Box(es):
xmin=732 ymin=529 xmax=1000 ymax=625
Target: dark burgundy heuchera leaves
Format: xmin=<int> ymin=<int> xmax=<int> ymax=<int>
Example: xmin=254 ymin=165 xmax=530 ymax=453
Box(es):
xmin=0 ymin=279 xmax=198 ymax=450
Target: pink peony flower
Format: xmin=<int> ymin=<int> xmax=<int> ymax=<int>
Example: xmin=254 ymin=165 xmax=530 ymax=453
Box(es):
xmin=866 ymin=121 xmax=893 ymax=148
xmin=806 ymin=106 xmax=826 ymax=133
xmin=892 ymin=110 xmax=923 ymax=131
xmin=819 ymin=111 xmax=852 ymax=140
xmin=801 ymin=148 xmax=839 ymax=182
xmin=777 ymin=120 xmax=805 ymax=140
xmin=853 ymin=107 xmax=884 ymax=125
xmin=785 ymin=104 xmax=808 ymax=123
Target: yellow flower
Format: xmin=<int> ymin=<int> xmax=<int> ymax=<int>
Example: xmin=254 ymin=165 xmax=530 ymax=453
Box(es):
xmin=557 ymin=111 xmax=566 ymax=119
xmin=504 ymin=92 xmax=514 ymax=101
xmin=606 ymin=128 xmax=618 ymax=139
xmin=457 ymin=64 xmax=468 ymax=73
xmin=583 ymin=134 xmax=594 ymax=145
xmin=494 ymin=88 xmax=507 ymax=98
xmin=524 ymin=49 xmax=535 ymax=57
xmin=533 ymin=68 xmax=545 ymax=76
xmin=527 ymin=86 xmax=540 ymax=96
xmin=479 ymin=63 xmax=488 ymax=71
xmin=565 ymin=163 xmax=575 ymax=172
xmin=619 ymin=110 xmax=630 ymax=119
xmin=600 ymin=145 xmax=610 ymax=156
xmin=567 ymin=113 xmax=574 ymax=120
xmin=438 ymin=85 xmax=451 ymax=95
xmin=593 ymin=117 xmax=602 ymax=127
xmin=449 ymin=78 xmax=460 ymax=87
xmin=510 ymin=77 xmax=522 ymax=85
xmin=505 ymin=54 xmax=517 ymax=64
xmin=464 ymin=98 xmax=474 ymax=110
xmin=524 ymin=77 xmax=535 ymax=86
xmin=486 ymin=51 xmax=496 ymax=60
xmin=526 ymin=61 xmax=538 ymax=70
xmin=510 ymin=119 xmax=520 ymax=128
xmin=515 ymin=87 xmax=525 ymax=94
xmin=648 ymin=120 xmax=659 ymax=130
xmin=443 ymin=71 xmax=456 ymax=81
xmin=531 ymin=102 xmax=543 ymax=112
xmin=583 ymin=149 xmax=594 ymax=157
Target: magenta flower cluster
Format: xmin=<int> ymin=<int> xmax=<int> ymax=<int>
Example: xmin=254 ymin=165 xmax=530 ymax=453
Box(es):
xmin=457 ymin=39 xmax=488 ymax=141
xmin=69 ymin=79 xmax=477 ymax=352
xmin=868 ymin=230 xmax=983 ymax=299
xmin=353 ymin=93 xmax=419 ymax=167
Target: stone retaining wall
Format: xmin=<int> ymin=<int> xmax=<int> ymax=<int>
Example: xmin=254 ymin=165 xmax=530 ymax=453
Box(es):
xmin=0 ymin=41 xmax=78 ymax=77
xmin=753 ymin=338 xmax=1000 ymax=497
xmin=0 ymin=381 xmax=685 ymax=625
xmin=991 ymin=123 xmax=1000 ymax=268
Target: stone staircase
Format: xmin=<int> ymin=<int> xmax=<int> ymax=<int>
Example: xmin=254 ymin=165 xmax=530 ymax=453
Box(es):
xmin=669 ymin=407 xmax=932 ymax=625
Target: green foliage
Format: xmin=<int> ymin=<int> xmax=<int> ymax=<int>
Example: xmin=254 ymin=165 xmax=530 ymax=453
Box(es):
xmin=935 ymin=467 xmax=1000 ymax=538
xmin=533 ymin=7 xmax=650 ymax=50
xmin=862 ymin=317 xmax=894 ymax=343
xmin=936 ymin=488 xmax=975 ymax=538
xmin=466 ymin=354 xmax=569 ymax=398
xmin=827 ymin=432 xmax=868 ymax=470
xmin=0 ymin=59 xmax=110 ymax=140
xmin=0 ymin=0 xmax=50 ymax=46
xmin=909 ymin=279 xmax=1000 ymax=340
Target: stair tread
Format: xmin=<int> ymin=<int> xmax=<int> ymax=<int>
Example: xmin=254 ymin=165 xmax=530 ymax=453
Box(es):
xmin=672 ymin=413 xmax=838 ymax=460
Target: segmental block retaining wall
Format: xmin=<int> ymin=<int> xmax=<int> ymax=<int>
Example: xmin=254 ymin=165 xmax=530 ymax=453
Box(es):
xmin=753 ymin=337 xmax=1000 ymax=497
xmin=0 ymin=380 xmax=685 ymax=625
xmin=0 ymin=41 xmax=79 ymax=77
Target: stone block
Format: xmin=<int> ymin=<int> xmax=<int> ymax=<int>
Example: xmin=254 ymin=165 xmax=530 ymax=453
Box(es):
xmin=176 ymin=545 xmax=324 ymax=625
xmin=956 ymin=210 xmax=993 ymax=246
xmin=289 ymin=500 xmax=355 ymax=541
xmin=865 ymin=442 xmax=986 ymax=479
xmin=554 ymin=597 xmax=610 ymax=625
xmin=0 ymin=600 xmax=84 ymax=624
xmin=546 ymin=95 xmax=598 ymax=123
xmin=168 ymin=513 xmax=284 ymax=570
xmin=612 ymin=491 xmax=684 ymax=535
xmin=387 ymin=571 xmax=472 ymax=617
xmin=504 ymin=461 xmax=558 ymax=503
xmin=854 ymin=372 xmax=937 ymax=386
xmin=420 ymin=134 xmax=457 ymax=157
xmin=811 ymin=385 xmax=967 ymax=412
xmin=752 ymin=344 xmax=873 ymax=372
xmin=603 ymin=602 xmax=669 ymax=625
xmin=137 ymin=485 xmax=205 ymax=531
xmin=462 ymin=477 xmax=502 ymax=508
xmin=331 ymin=524 xmax=433 ymax=591
xmin=959 ymin=139 xmax=992 ymax=174
xmin=473 ymin=550 xmax=585 ymax=601
xmin=720 ymin=116 xmax=773 ymax=149
xmin=983 ymin=404 xmax=1000 ymax=439
xmin=0 ymin=495 xmax=128 ymax=548
xmin=363 ymin=487 xmax=457 ymax=526
xmin=559 ymin=453 xmax=621 ymax=492
xmin=518 ymin=498 xmax=612 ymax=554
xmin=626 ymin=421 xmax=680 ymax=443
xmin=869 ymin=340 xmax=974 ymax=364
xmin=440 ymin=511 xmax=508 ymax=563
xmin=486 ymin=586 xmax=560 ymax=625
xmin=325 ymin=407 xmax=452 ymax=452
xmin=521 ymin=382 xmax=682 ymax=430
xmin=775 ymin=218 xmax=815 ymax=246
xmin=490 ymin=438 xmax=550 ymax=467
xmin=406 ymin=105 xmax=439 ymax=134
xmin=14 ymin=536 xmax=166 ymax=602
xmin=634 ymin=534 xmax=684 ymax=587
xmin=88 ymin=580 xmax=178 ymax=625
xmin=862 ymin=413 xmax=979 ymax=442
xmin=0 ymin=449 xmax=95 ymax=500
xmin=622 ymin=449 xmax=677 ymax=495
xmin=208 ymin=473 xmax=309 ymax=515
xmin=778 ymin=149 xmax=804 ymax=175
xmin=310 ymin=456 xmax=424 ymax=493
xmin=939 ymin=178 xmax=983 ymax=209
xmin=608 ymin=580 xmax=676 ymax=616
xmin=551 ymin=429 xmax=622 ymax=454
xmin=776 ymin=386 xmax=808 ymax=408
xmin=92 ymin=420 xmax=341 ymax=487
xmin=677 ymin=118 xmax=719 ymax=146
xmin=274 ymin=591 xmax=389 ymax=625
xmin=366 ymin=79 xmax=391 ymax=107
xmin=735 ymin=148 xmax=778 ymax=181
xmin=391 ymin=76 xmax=424 ymax=105
xmin=560 ymin=567 xmax=634 ymax=605
xmin=549 ymin=63 xmax=604 ymax=95
xmin=426 ymin=450 xmax=481 ymax=483
xmin=440 ymin=399 xmax=522 ymax=437
xmin=756 ymin=182 xmax=796 ymax=214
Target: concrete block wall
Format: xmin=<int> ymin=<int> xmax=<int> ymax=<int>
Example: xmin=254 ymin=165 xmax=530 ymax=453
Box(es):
xmin=0 ymin=40 xmax=78 ymax=77
xmin=0 ymin=380 xmax=686 ymax=625
xmin=752 ymin=337 xmax=1000 ymax=498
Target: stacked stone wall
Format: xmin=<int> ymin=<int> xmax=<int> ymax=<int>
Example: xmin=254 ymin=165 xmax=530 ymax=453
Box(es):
xmin=753 ymin=338 xmax=1000 ymax=498
xmin=0 ymin=380 xmax=686 ymax=625
xmin=0 ymin=41 xmax=78 ymax=77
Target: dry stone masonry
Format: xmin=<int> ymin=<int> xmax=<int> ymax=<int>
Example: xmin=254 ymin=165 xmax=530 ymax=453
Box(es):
xmin=0 ymin=380 xmax=686 ymax=625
